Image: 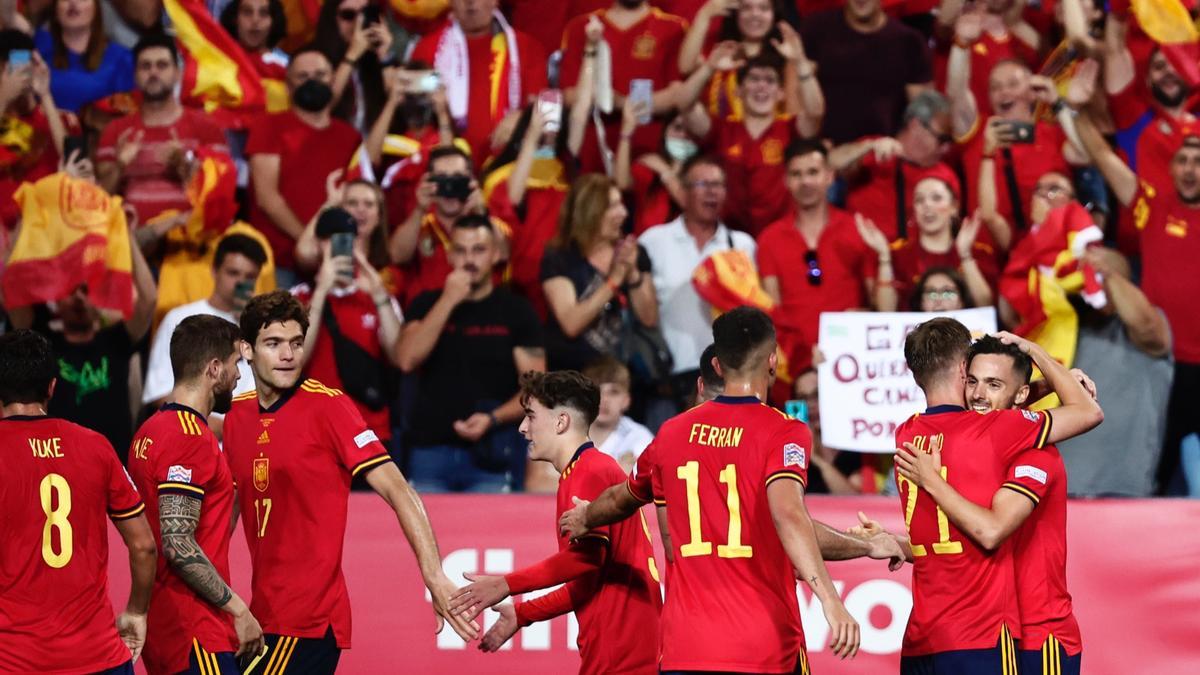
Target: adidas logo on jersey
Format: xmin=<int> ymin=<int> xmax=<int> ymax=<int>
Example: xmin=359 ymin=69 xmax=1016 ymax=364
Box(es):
xmin=257 ymin=429 xmax=270 ymax=445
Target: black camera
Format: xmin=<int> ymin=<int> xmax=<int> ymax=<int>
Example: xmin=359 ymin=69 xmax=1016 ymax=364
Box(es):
xmin=432 ymin=174 xmax=472 ymax=201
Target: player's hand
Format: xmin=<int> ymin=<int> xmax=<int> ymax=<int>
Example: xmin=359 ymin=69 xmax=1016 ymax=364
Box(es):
xmin=427 ymin=572 xmax=481 ymax=641
xmin=115 ymin=611 xmax=147 ymax=662
xmin=478 ymin=602 xmax=519 ymax=652
xmin=1069 ymin=368 xmax=1097 ymax=401
xmin=558 ymin=496 xmax=591 ymax=539
xmin=453 ymin=412 xmax=493 ymax=443
xmin=846 ymin=510 xmax=884 ymax=538
xmin=866 ymin=531 xmax=906 ymax=571
xmin=895 ymin=441 xmax=943 ymax=489
xmin=232 ymin=605 xmax=265 ymax=659
xmin=994 ymin=330 xmax=1038 ymax=356
xmin=823 ymin=600 xmax=860 ymax=659
xmin=448 ymin=573 xmax=511 ymax=622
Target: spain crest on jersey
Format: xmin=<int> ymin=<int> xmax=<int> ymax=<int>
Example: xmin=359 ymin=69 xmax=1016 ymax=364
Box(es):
xmin=253 ymin=456 xmax=269 ymax=492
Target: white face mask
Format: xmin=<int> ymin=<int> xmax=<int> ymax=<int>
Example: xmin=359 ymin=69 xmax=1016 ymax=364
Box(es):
xmin=665 ymin=137 xmax=698 ymax=162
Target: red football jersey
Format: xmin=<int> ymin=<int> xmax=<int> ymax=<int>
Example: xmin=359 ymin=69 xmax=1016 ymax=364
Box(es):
xmin=0 ymin=415 xmax=145 ymax=674
xmin=705 ymin=114 xmax=797 ymax=237
xmin=1129 ymin=181 xmax=1200 ymax=363
xmin=895 ymin=405 xmax=1052 ymax=656
xmin=1003 ymin=446 xmax=1082 ymax=655
xmin=550 ymin=443 xmax=661 ymax=675
xmin=223 ymin=380 xmax=393 ymax=647
xmin=629 ymin=395 xmax=811 ymax=673
xmin=126 ymin=403 xmax=238 ymax=672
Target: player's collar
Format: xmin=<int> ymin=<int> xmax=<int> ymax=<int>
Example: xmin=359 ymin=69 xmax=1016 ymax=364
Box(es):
xmin=714 ymin=395 xmax=760 ymax=405
xmin=260 ymin=383 xmax=301 ymax=414
xmin=161 ymin=401 xmax=209 ymax=427
xmin=0 ymin=414 xmax=49 ymax=421
xmin=924 ymin=404 xmax=967 ymax=415
xmin=570 ymin=441 xmax=596 ymax=466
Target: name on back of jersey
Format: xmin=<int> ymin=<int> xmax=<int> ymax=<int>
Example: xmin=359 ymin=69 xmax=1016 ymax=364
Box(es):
xmin=29 ymin=436 xmax=65 ymax=458
xmin=688 ymin=423 xmax=744 ymax=448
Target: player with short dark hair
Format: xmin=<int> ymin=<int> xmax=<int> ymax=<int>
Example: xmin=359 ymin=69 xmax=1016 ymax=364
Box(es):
xmin=452 ymin=370 xmax=661 ymax=675
xmin=224 ymin=290 xmax=477 ymax=672
xmin=892 ymin=320 xmax=1102 ymax=674
xmin=128 ymin=315 xmax=265 ymax=674
xmin=894 ymin=334 xmax=1085 ymax=674
xmin=0 ymin=330 xmax=157 ymax=674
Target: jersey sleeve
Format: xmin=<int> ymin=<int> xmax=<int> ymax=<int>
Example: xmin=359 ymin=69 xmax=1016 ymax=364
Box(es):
xmin=323 ymin=391 xmax=393 ymax=478
xmin=1001 ymin=448 xmax=1060 ymax=506
xmin=155 ymin=422 xmax=217 ymax=500
xmin=627 ymin=438 xmax=658 ymax=504
xmin=988 ymin=409 xmax=1053 ymax=467
xmin=104 ymin=444 xmax=145 ymax=520
xmin=763 ymin=418 xmax=812 ymax=489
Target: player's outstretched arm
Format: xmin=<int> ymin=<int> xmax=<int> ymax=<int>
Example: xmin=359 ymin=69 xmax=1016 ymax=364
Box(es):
xmin=449 ymin=540 xmax=607 ymax=621
xmin=112 ymin=513 xmax=156 ymax=662
xmin=767 ymin=479 xmax=860 ymax=659
xmin=813 ymin=520 xmax=905 ymax=569
xmin=559 ymin=486 xmax=643 ymax=539
xmin=995 ymin=331 xmax=1104 ymax=443
xmin=895 ymin=442 xmax=1034 ymax=552
xmin=365 ymin=463 xmax=480 ymax=642
xmin=847 ymin=511 xmax=913 ymax=566
xmin=479 ymin=580 xmax=592 ymax=653
xmin=159 ymin=494 xmax=265 ymax=658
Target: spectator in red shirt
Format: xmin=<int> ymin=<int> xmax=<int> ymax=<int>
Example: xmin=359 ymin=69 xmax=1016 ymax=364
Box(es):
xmin=0 ymin=31 xmax=74 ymax=230
xmin=293 ymin=206 xmax=403 ymax=446
xmin=859 ymin=175 xmax=997 ymax=311
xmin=96 ymin=33 xmax=229 ymax=250
xmin=410 ymin=0 xmax=547 ymax=170
xmin=247 ymin=46 xmax=361 ymax=282
xmin=678 ymin=35 xmax=822 ymax=236
xmin=757 ymin=139 xmax=878 ymax=396
xmin=832 ymin=90 xmax=956 ymax=241
xmin=389 ymin=145 xmax=491 ymax=308
xmin=800 ymin=0 xmax=933 ymax=144
xmin=558 ymin=0 xmax=688 ymax=172
xmin=931 ymin=0 xmax=1041 ymax=117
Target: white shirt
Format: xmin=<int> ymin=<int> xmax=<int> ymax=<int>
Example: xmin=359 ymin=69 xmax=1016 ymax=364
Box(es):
xmin=597 ymin=416 xmax=654 ymax=465
xmin=142 ymin=299 xmax=256 ymax=404
xmin=639 ymin=217 xmax=756 ymax=375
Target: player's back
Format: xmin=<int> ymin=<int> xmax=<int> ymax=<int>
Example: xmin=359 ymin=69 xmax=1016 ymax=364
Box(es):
xmin=895 ymin=405 xmax=1051 ymax=657
xmin=1005 ymin=445 xmax=1081 ymax=655
xmin=652 ymin=395 xmax=811 ymax=673
xmin=0 ymin=415 xmax=145 ymax=674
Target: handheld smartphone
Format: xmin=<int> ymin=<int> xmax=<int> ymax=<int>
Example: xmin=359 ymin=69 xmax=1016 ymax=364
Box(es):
xmin=7 ymin=49 xmax=31 ymax=70
xmin=1000 ymin=120 xmax=1035 ymax=144
xmin=233 ymin=279 xmax=256 ymax=303
xmin=784 ymin=399 xmax=810 ymax=424
xmin=537 ymin=89 xmax=563 ymax=134
xmin=361 ymin=4 xmax=381 ymax=25
xmin=331 ymin=231 xmax=355 ymax=261
xmin=628 ymin=78 xmax=653 ymax=125
xmin=413 ymin=70 xmax=440 ymax=94
xmin=63 ymin=135 xmax=88 ymax=162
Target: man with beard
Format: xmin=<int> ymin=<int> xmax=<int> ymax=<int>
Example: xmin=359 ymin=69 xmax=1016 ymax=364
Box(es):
xmin=397 ymin=214 xmax=546 ymax=493
xmin=97 ymin=33 xmax=228 ymax=242
xmin=126 ymin=315 xmax=265 ymax=674
xmin=1075 ymin=117 xmax=1200 ymax=497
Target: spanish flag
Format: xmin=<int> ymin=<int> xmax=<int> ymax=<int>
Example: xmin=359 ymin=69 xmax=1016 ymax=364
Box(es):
xmin=387 ymin=0 xmax=450 ymax=33
xmin=165 ymin=0 xmax=266 ymax=128
xmin=1128 ymin=0 xmax=1200 ymax=86
xmin=2 ymin=173 xmax=133 ymax=317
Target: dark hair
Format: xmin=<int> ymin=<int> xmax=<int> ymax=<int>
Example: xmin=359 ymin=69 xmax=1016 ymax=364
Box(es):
xmin=313 ymin=0 xmax=386 ymax=127
xmin=699 ymin=343 xmax=724 ymax=393
xmin=288 ymin=43 xmax=332 ymax=72
xmin=717 ymin=0 xmax=789 ymax=43
xmin=582 ymin=355 xmax=631 ymax=391
xmin=785 ymin=137 xmax=828 ymax=164
xmin=0 ymin=29 xmax=35 ymax=63
xmin=910 ymin=267 xmax=973 ymax=311
xmin=132 ymin=32 xmax=179 ymax=66
xmin=519 ymin=370 xmax=601 ymax=427
xmin=482 ymin=103 xmax=576 ymax=184
xmin=170 ymin=315 xmax=242 ymax=383
xmin=48 ymin=0 xmax=108 ymax=71
xmin=903 ymin=317 xmax=972 ymax=389
xmin=220 ymin=0 xmax=288 ymax=50
xmin=712 ymin=306 xmax=776 ymax=372
xmin=428 ymin=145 xmax=474 ymax=174
xmin=680 ymin=153 xmax=724 ymax=181
xmin=736 ymin=52 xmax=784 ymax=85
xmin=452 ymin=213 xmax=495 ymax=233
xmin=0 ymin=330 xmax=56 ymax=405
xmin=214 ymin=233 xmax=268 ymax=270
xmin=968 ymin=335 xmax=1033 ymax=385
xmin=239 ymin=290 xmax=309 ymax=345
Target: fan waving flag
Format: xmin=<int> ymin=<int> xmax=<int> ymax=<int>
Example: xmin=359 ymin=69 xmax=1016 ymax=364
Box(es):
xmin=1129 ymin=0 xmax=1200 ymax=86
xmin=166 ymin=0 xmax=266 ymax=127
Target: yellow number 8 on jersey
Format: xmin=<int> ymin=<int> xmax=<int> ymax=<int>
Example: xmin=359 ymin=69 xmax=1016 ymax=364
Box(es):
xmin=40 ymin=473 xmax=73 ymax=568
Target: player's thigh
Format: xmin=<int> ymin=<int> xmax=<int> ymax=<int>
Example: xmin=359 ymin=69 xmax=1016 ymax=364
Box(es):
xmin=178 ymin=640 xmax=238 ymax=675
xmin=258 ymin=631 xmax=341 ymax=675
xmin=1017 ymin=639 xmax=1081 ymax=675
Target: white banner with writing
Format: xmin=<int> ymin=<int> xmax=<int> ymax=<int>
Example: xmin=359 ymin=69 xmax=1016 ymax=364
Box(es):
xmin=816 ymin=308 xmax=998 ymax=452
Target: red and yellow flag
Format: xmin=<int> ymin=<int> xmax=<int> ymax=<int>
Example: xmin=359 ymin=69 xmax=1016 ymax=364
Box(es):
xmin=2 ymin=174 xmax=133 ymax=316
xmin=165 ymin=0 xmax=267 ymax=127
xmin=1129 ymin=0 xmax=1200 ymax=86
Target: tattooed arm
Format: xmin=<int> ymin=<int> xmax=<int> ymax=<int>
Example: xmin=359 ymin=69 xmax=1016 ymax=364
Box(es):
xmin=159 ymin=494 xmax=265 ymax=657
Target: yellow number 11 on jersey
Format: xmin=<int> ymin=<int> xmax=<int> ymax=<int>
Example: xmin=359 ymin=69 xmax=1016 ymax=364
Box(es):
xmin=677 ymin=461 xmax=753 ymax=559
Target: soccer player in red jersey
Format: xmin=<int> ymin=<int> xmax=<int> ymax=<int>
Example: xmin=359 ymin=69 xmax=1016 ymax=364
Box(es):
xmin=893 ymin=319 xmax=1102 ymax=674
xmin=896 ymin=334 xmax=1087 ymax=675
xmin=223 ymin=291 xmax=477 ymax=672
xmin=0 ymin=330 xmax=157 ymax=675
xmin=127 ymin=315 xmax=265 ymax=674
xmin=562 ymin=307 xmax=913 ymax=673
xmin=448 ymin=370 xmax=661 ymax=674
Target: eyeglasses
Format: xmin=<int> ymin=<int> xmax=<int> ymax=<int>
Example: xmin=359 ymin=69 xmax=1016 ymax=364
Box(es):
xmin=920 ymin=119 xmax=953 ymax=145
xmin=923 ymin=289 xmax=960 ymax=301
xmin=688 ymin=180 xmax=726 ymax=191
xmin=337 ymin=8 xmax=360 ymax=21
xmin=805 ymin=250 xmax=822 ymax=286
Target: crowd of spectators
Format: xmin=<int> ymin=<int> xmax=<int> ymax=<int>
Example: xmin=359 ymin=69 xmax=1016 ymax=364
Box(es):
xmin=0 ymin=0 xmax=1195 ymax=499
